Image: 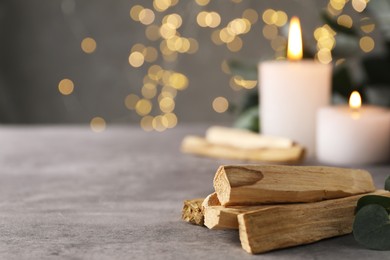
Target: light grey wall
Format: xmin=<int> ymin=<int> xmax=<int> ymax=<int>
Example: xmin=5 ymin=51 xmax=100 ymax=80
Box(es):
xmin=0 ymin=0 xmax=354 ymax=124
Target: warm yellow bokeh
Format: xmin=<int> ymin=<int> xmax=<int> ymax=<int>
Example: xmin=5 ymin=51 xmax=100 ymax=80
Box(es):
xmin=212 ymin=97 xmax=229 ymax=113
xmin=125 ymin=94 xmax=140 ymax=110
xmin=130 ymin=5 xmax=143 ymax=21
xmin=145 ymin=25 xmax=160 ymax=41
xmin=360 ymin=36 xmax=375 ymax=53
xmin=139 ymin=8 xmax=155 ymax=25
xmin=81 ymin=37 xmax=97 ymax=54
xmin=129 ymin=51 xmax=145 ymax=67
xmin=337 ymin=15 xmax=353 ymax=28
xmin=90 ymin=117 xmax=106 ymax=133
xmin=242 ymin=9 xmax=258 ymax=24
xmin=352 ymin=0 xmax=368 ymax=12
xmin=58 ymin=78 xmax=74 ymax=95
xmin=195 ymin=0 xmax=210 ymax=6
xmin=136 ymin=99 xmax=153 ymax=116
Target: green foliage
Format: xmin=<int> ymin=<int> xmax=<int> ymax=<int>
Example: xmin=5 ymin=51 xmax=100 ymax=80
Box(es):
xmin=352 ymin=177 xmax=390 ymax=250
xmin=233 ymin=106 xmax=259 ymax=133
xmin=355 ymin=195 xmax=390 ymax=214
xmin=332 ymin=65 xmax=355 ymax=99
xmin=353 ymin=204 xmax=390 ymax=250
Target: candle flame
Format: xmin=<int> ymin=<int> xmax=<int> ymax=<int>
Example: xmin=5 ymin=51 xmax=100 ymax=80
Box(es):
xmin=349 ymin=91 xmax=361 ymax=110
xmin=287 ymin=16 xmax=303 ymax=61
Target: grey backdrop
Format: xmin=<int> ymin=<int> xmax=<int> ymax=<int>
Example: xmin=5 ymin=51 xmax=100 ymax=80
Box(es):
xmin=0 ymin=0 xmax=376 ymax=125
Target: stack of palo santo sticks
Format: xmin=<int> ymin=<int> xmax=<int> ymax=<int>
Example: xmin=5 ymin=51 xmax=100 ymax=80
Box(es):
xmin=181 ymin=126 xmax=305 ymax=163
xmin=182 ymin=165 xmax=390 ymax=254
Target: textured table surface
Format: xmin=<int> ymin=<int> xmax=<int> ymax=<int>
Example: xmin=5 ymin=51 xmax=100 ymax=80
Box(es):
xmin=0 ymin=125 xmax=389 ymax=260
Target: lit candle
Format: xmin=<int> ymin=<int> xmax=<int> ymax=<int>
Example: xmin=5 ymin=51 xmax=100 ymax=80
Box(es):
xmin=259 ymin=17 xmax=332 ymax=157
xmin=317 ymin=91 xmax=390 ymax=165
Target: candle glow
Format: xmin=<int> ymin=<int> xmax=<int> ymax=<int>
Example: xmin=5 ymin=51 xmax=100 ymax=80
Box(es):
xmin=287 ymin=16 xmax=303 ymax=61
xmin=349 ymin=91 xmax=362 ymax=110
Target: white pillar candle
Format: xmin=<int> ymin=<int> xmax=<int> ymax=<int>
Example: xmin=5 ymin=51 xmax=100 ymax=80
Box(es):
xmin=259 ymin=17 xmax=332 ymax=157
xmin=317 ymin=91 xmax=390 ymax=165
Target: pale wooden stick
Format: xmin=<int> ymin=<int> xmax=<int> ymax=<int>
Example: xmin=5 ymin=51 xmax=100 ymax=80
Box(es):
xmin=206 ymin=126 xmax=293 ymax=149
xmin=181 ymin=198 xmax=204 ymax=226
xmin=238 ymin=190 xmax=390 ymax=254
xmin=201 ymin=192 xmax=220 ymax=209
xmin=204 ymin=205 xmax=269 ymax=230
xmin=214 ymin=165 xmax=375 ymax=206
xmin=181 ymin=136 xmax=304 ymax=163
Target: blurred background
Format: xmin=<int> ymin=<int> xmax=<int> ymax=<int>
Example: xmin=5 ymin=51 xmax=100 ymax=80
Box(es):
xmin=0 ymin=0 xmax=389 ymax=132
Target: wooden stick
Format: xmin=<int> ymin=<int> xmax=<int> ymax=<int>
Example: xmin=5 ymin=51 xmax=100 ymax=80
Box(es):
xmin=201 ymin=192 xmax=221 ymax=209
xmin=206 ymin=126 xmax=293 ymax=149
xmin=181 ymin=136 xmax=304 ymax=163
xmin=238 ymin=190 xmax=390 ymax=254
xmin=214 ymin=165 xmax=375 ymax=206
xmin=181 ymin=198 xmax=205 ymax=226
xmin=204 ymin=205 xmax=268 ymax=230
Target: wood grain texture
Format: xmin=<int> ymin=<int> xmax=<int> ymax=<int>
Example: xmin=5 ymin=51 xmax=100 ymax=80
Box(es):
xmin=214 ymin=165 xmax=375 ymax=206
xmin=204 ymin=205 xmax=269 ymax=229
xmin=181 ymin=136 xmax=304 ymax=163
xmin=238 ymin=190 xmax=390 ymax=254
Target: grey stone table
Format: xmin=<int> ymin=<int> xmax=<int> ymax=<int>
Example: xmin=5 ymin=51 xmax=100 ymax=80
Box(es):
xmin=0 ymin=125 xmax=389 ymax=260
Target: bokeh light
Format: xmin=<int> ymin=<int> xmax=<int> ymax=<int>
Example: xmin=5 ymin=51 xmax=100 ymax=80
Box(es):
xmin=337 ymin=14 xmax=353 ymax=28
xmin=90 ymin=117 xmax=106 ymax=133
xmin=130 ymin=5 xmax=144 ymax=21
xmin=145 ymin=25 xmax=161 ymax=41
xmin=212 ymin=97 xmax=229 ymax=113
xmin=136 ymin=99 xmax=153 ymax=116
xmin=140 ymin=115 xmax=154 ymax=131
xmin=195 ymin=0 xmax=210 ymax=6
xmin=81 ymin=37 xmax=97 ymax=54
xmin=139 ymin=8 xmax=155 ymax=25
xmin=359 ymin=36 xmax=375 ymax=52
xmin=262 ymin=9 xmax=288 ymax=27
xmin=129 ymin=51 xmax=145 ymax=67
xmin=242 ymin=9 xmax=258 ymax=24
xmin=227 ymin=37 xmax=243 ymax=52
xmin=58 ymin=78 xmax=74 ymax=95
xmin=197 ymin=11 xmax=221 ymax=28
xmin=123 ymin=1 xmax=380 ymax=132
xmin=125 ymin=94 xmax=140 ymax=110
xmin=263 ymin=25 xmax=278 ymax=40
xmin=330 ymin=0 xmax=346 ymax=11
xmin=153 ymin=0 xmax=172 ymax=12
xmin=317 ymin=48 xmax=332 ymax=64
xmin=352 ymin=0 xmax=368 ymax=12
xmin=360 ymin=17 xmax=375 ymax=33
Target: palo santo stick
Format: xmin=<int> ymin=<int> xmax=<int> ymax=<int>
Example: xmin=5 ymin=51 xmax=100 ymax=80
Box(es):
xmin=214 ymin=165 xmax=375 ymax=206
xmin=206 ymin=126 xmax=293 ymax=149
xmin=181 ymin=136 xmax=304 ymax=163
xmin=204 ymin=205 xmax=269 ymax=230
xmin=238 ymin=190 xmax=390 ymax=254
xmin=201 ymin=192 xmax=221 ymax=209
xmin=181 ymin=198 xmax=205 ymax=226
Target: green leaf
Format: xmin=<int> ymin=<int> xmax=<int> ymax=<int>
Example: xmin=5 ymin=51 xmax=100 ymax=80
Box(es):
xmin=239 ymin=90 xmax=258 ymax=114
xmin=233 ymin=106 xmax=259 ymax=133
xmin=353 ymin=204 xmax=390 ymax=250
xmin=385 ymin=176 xmax=390 ymax=191
xmin=356 ymin=195 xmax=390 ymax=214
xmin=332 ymin=65 xmax=355 ymax=99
